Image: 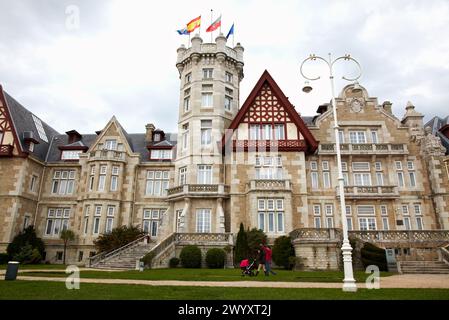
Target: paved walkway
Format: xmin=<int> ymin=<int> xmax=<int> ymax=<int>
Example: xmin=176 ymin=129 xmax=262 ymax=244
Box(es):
xmin=1 ymin=269 xmax=449 ymax=289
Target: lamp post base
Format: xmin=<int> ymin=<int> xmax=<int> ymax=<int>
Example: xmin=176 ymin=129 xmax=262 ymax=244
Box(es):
xmin=341 ymin=240 xmax=358 ymax=292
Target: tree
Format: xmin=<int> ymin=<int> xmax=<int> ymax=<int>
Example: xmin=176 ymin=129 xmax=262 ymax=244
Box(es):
xmin=246 ymin=228 xmax=267 ymax=259
xmin=7 ymin=226 xmax=45 ymax=262
xmin=60 ymin=229 xmax=75 ymax=265
xmin=93 ymin=225 xmax=145 ymax=253
xmin=234 ymin=223 xmax=249 ymax=265
xmin=272 ymin=236 xmax=295 ymax=269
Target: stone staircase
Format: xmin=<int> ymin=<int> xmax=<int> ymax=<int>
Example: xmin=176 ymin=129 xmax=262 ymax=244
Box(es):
xmin=399 ymin=260 xmax=449 ymax=274
xmin=88 ymin=235 xmax=156 ymax=270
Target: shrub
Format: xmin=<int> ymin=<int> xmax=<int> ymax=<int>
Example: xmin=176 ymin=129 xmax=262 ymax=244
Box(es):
xmin=361 ymin=242 xmax=387 ymax=271
xmin=288 ymin=256 xmax=297 ymax=270
xmin=94 ymin=225 xmax=145 ymax=253
xmin=180 ymin=245 xmax=202 ymax=268
xmin=7 ymin=226 xmax=45 ymax=262
xmin=169 ymin=257 xmax=180 ymax=268
xmin=246 ymin=228 xmax=267 ymax=259
xmin=0 ymin=253 xmax=9 ymax=264
xmin=272 ymin=236 xmax=295 ymax=269
xmin=12 ymin=244 xmax=42 ymax=264
xmin=206 ymin=248 xmax=226 ymax=269
xmin=141 ymin=251 xmax=155 ymax=268
xmin=234 ymin=223 xmax=249 ymax=266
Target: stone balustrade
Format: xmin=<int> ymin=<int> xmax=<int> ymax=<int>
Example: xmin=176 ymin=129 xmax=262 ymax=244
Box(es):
xmin=88 ymin=149 xmax=126 ymax=162
xmin=290 ymin=228 xmax=343 ymax=241
xmin=166 ymin=184 xmax=230 ymax=199
xmin=336 ymin=185 xmax=399 ymax=199
xmin=175 ymin=232 xmax=233 ymax=244
xmin=247 ymin=179 xmax=291 ymax=191
xmin=349 ymin=230 xmax=449 ymax=243
xmin=318 ymin=143 xmax=408 ymax=155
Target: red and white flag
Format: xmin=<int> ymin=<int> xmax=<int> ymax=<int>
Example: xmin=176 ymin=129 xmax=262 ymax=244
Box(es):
xmin=206 ymin=15 xmax=221 ymax=32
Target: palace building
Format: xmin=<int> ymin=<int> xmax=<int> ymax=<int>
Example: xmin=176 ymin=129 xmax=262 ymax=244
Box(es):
xmin=1 ymin=34 xmax=448 ymax=270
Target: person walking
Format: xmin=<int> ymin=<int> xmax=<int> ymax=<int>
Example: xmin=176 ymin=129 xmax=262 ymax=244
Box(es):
xmin=254 ymin=248 xmax=266 ymax=276
xmin=263 ymin=245 xmax=277 ymax=275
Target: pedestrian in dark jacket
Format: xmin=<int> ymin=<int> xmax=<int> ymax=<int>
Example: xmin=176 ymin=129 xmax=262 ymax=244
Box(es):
xmin=254 ymin=248 xmax=266 ymax=276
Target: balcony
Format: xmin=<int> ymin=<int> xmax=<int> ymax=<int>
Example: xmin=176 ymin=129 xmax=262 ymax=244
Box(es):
xmin=88 ymin=149 xmax=126 ymax=162
xmin=232 ymin=140 xmax=307 ymax=151
xmin=0 ymin=144 xmax=13 ymax=157
xmin=336 ymin=185 xmax=399 ymax=199
xmin=318 ymin=143 xmax=408 ymax=155
xmin=166 ymin=184 xmax=230 ymax=200
xmin=247 ymin=179 xmax=292 ymax=192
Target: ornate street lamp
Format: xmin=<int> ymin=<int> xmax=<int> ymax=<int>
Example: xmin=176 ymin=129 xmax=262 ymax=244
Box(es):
xmin=300 ymin=53 xmax=362 ymax=292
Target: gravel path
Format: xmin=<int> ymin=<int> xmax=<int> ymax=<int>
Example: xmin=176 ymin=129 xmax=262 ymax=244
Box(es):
xmin=1 ymin=269 xmax=449 ymax=289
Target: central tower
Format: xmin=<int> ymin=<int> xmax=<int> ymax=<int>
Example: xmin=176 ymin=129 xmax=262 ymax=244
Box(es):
xmin=166 ymin=33 xmax=244 ymax=234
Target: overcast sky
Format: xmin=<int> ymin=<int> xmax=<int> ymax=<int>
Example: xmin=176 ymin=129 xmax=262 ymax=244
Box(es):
xmin=1 ymin=0 xmax=448 ymax=134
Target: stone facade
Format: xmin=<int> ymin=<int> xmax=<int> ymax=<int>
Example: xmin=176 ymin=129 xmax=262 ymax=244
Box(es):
xmin=0 ymin=34 xmax=448 ymax=268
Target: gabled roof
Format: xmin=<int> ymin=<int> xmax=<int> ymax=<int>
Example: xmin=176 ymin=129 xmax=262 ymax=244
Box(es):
xmin=1 ymin=87 xmax=60 ymax=161
xmin=223 ymin=70 xmax=318 ymax=153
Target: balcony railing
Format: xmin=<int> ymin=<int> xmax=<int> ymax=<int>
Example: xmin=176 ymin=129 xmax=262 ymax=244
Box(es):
xmin=89 ymin=149 xmax=126 ymax=162
xmin=247 ymin=179 xmax=291 ymax=191
xmin=0 ymin=144 xmax=13 ymax=157
xmin=232 ymin=140 xmax=307 ymax=151
xmin=175 ymin=233 xmax=233 ymax=244
xmin=166 ymin=184 xmax=230 ymax=198
xmin=349 ymin=230 xmax=449 ymax=243
xmin=318 ymin=143 xmax=408 ymax=155
xmin=336 ymin=185 xmax=399 ymax=199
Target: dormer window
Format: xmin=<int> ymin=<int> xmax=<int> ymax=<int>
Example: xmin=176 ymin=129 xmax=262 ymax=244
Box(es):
xmin=29 ymin=142 xmax=35 ymax=152
xmin=61 ymin=150 xmax=82 ymax=160
xmin=104 ymin=139 xmax=117 ymax=150
xmin=150 ymin=149 xmax=172 ymax=160
xmin=154 ymin=133 xmax=161 ymax=142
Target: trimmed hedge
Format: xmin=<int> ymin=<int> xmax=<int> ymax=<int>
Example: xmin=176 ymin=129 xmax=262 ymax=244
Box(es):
xmin=169 ymin=257 xmax=180 ymax=268
xmin=206 ymin=248 xmax=226 ymax=268
xmin=361 ymin=242 xmax=388 ymax=271
xmin=180 ymin=245 xmax=202 ymax=268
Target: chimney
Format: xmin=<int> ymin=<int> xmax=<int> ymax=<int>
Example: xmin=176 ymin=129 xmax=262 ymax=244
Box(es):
xmin=145 ymin=123 xmax=155 ymax=143
xmin=382 ymin=101 xmax=392 ymax=114
xmin=65 ymin=130 xmax=82 ymax=144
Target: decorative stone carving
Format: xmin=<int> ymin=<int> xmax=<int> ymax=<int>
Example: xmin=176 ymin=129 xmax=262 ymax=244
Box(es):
xmin=347 ymin=98 xmax=364 ymax=113
xmin=421 ymin=127 xmax=446 ymax=156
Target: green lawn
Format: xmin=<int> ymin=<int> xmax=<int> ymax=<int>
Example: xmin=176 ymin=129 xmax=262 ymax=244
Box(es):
xmin=16 ymin=267 xmax=393 ymax=283
xmin=0 ymin=280 xmax=448 ymax=300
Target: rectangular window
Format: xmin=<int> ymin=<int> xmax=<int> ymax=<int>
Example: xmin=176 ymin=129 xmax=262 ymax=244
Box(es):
xmin=404 ymin=217 xmax=411 ymax=230
xmin=382 ymin=217 xmax=389 ymax=230
xmin=313 ymin=205 xmax=321 ymax=216
xmin=255 ymin=155 xmax=283 ymax=180
xmin=143 ymin=209 xmax=162 ymax=237
xmin=325 ymin=204 xmax=333 ymax=216
xmin=380 ymin=205 xmax=388 ymax=216
xmin=146 ymin=171 xmax=170 ymax=196
xmin=184 ymin=97 xmax=190 ymax=112
xmin=262 ymin=124 xmax=272 ymax=140
xmin=104 ymin=140 xmax=117 ymax=151
xmin=326 ymin=217 xmax=334 ymax=228
xmin=151 ymin=149 xmax=172 ymax=159
xmin=376 ymin=173 xmax=384 ymax=186
xmin=197 ymin=165 xmax=212 ymax=184
xmin=397 ymin=172 xmax=405 ymax=187
xmin=323 ymin=172 xmax=331 ymax=188
xmin=203 ymin=68 xmax=213 ymax=79
xmin=341 ymin=162 xmax=348 ymax=171
xmin=249 ymin=124 xmax=260 ymax=140
xmin=349 ymin=131 xmax=366 ymax=144
xmin=201 ymin=120 xmax=212 ymax=145
xmin=196 ymin=209 xmax=211 ymax=233
xmin=371 ymin=130 xmax=378 ymax=143
xmin=311 ymin=172 xmax=319 ymax=189
xmin=93 ymin=217 xmax=100 ymax=234
xmin=352 ymin=162 xmax=370 ymax=171
xmin=23 ymin=215 xmax=30 ymax=230
xmin=61 ymin=150 xmax=82 ymax=160
xmin=110 ymin=166 xmax=119 ymax=191
xmin=402 ymin=205 xmax=409 ymax=215
xmin=224 ymin=96 xmax=233 ymax=111
xmin=179 ymin=167 xmax=187 ymax=185
xmin=346 ymin=205 xmax=352 ymax=216
xmin=30 ymin=175 xmax=38 ymax=192
xmin=338 ymin=130 xmax=345 ymax=143
xmin=347 ymin=218 xmax=353 ymax=231
xmin=201 ymin=93 xmax=213 ymax=107
xmin=274 ymin=124 xmax=285 ymax=140
xmin=416 ymin=217 xmax=423 ymax=230
xmin=182 ymin=123 xmax=189 ymax=150
xmin=98 ymin=175 xmax=106 ymax=191
xmin=310 ymin=161 xmax=318 ymax=171
xmin=354 ymin=173 xmax=371 ymax=186
xmin=409 ymin=172 xmax=416 ymax=187
xmin=395 ymin=161 xmax=403 ymax=171
xmin=32 ymin=114 xmax=48 ymax=142
xmin=257 ymin=198 xmax=284 ymax=233
xmin=375 ymin=162 xmax=382 ymax=171
xmin=225 ymin=72 xmax=233 ymax=83
xmin=357 ymin=205 xmax=375 ymax=216
xmin=105 ymin=217 xmax=114 ymax=234
xmin=314 ymin=217 xmax=321 ymax=228
xmin=359 ymin=217 xmax=377 ymax=231
xmin=407 ymin=161 xmax=415 ymax=171
xmin=185 ymin=72 xmax=191 ymax=84
xmin=343 ymin=172 xmax=349 ymax=186
xmin=414 ymin=204 xmax=422 ymax=215
xmin=51 ymin=170 xmax=75 ymax=195
xmin=322 ymin=161 xmax=329 ymax=171
xmin=268 ymin=212 xmax=275 ymax=232
xmin=44 ymin=208 xmax=70 ymax=237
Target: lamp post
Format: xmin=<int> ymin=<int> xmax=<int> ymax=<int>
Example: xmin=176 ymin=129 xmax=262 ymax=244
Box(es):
xmin=300 ymin=53 xmax=362 ymax=292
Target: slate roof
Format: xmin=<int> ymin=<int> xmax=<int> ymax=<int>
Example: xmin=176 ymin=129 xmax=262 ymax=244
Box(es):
xmin=424 ymin=116 xmax=449 ymax=155
xmin=4 ymin=91 xmax=60 ymax=161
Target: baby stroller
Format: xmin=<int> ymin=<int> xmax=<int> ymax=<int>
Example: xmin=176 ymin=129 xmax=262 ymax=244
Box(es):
xmin=240 ymin=259 xmax=256 ymax=277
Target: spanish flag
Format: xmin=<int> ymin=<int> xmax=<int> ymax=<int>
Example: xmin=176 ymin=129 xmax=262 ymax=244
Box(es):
xmin=186 ymin=15 xmax=201 ymax=33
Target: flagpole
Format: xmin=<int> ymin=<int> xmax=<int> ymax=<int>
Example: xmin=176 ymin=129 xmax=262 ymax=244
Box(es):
xmin=219 ymin=14 xmax=222 ymax=34
xmin=233 ymin=23 xmax=235 ymax=47
xmin=188 ymin=32 xmax=191 ymax=48
xmin=210 ymin=9 xmax=213 ymax=42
